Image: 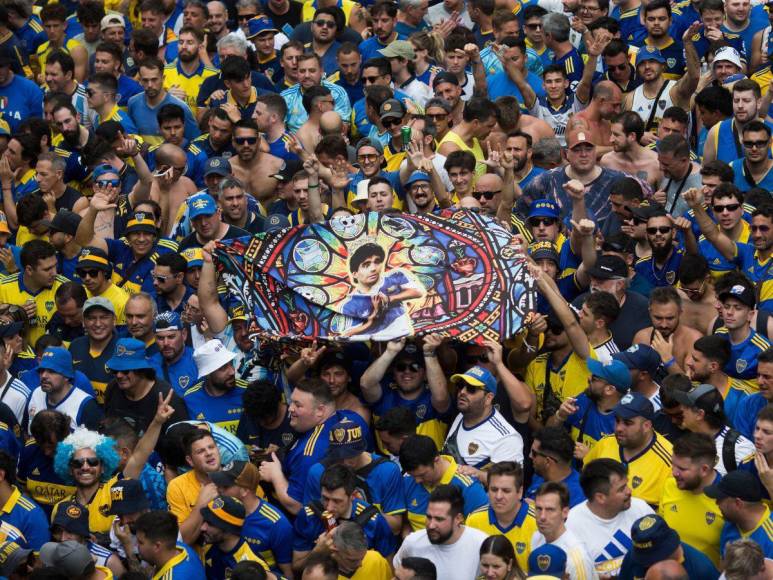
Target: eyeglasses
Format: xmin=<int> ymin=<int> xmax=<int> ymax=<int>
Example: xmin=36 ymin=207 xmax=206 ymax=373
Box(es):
xmin=238 ymin=13 xmax=257 ymax=20
xmin=646 ymin=226 xmax=672 ymax=235
xmin=235 ymin=137 xmax=258 ymax=145
xmin=472 ymin=190 xmax=500 ymax=200
xmin=70 ymin=457 xmax=101 ymax=468
xmin=743 ymin=140 xmax=769 ymax=150
xmin=394 ymin=362 xmax=421 ymax=373
xmin=712 ymin=203 xmax=740 ymax=213
xmin=411 ymin=183 xmax=430 ymax=191
xmin=427 ymin=113 xmax=447 ymax=120
xmin=152 ymin=274 xmax=169 ymax=282
xmin=96 ymin=179 xmax=120 ymax=188
xmin=358 ymin=153 xmax=378 ymax=161
xmin=529 ymin=217 xmax=557 ymax=227
xmin=77 ymin=269 xmax=102 ymax=279
xmin=313 ymin=19 xmax=336 ymax=28
xmin=530 ymin=448 xmax=554 ymax=461
xmin=382 ymin=117 xmax=403 ymax=128
xmin=752 ymin=224 xmax=772 ymax=232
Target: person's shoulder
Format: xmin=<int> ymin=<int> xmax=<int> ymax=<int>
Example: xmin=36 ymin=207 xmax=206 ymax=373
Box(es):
xmin=462 ymin=524 xmax=490 ymax=543
xmin=630 ymin=496 xmax=656 ymax=516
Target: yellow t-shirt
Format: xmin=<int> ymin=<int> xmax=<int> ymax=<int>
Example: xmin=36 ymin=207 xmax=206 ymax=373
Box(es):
xmin=658 ymin=476 xmax=724 ymax=567
xmin=466 ymin=502 xmax=539 ymax=572
xmin=585 ymin=433 xmax=673 ymax=509
xmin=525 ymin=349 xmax=597 ymax=420
xmin=167 ymin=470 xmax=202 ymax=524
xmin=87 ymin=283 xmax=130 ymax=325
xmin=302 ymin=0 xmax=359 ymax=24
xmin=163 ymin=61 xmax=218 ymax=116
xmin=0 ymin=273 xmax=67 ymax=346
xmin=340 ymin=550 xmax=392 ymax=580
xmin=35 ymin=38 xmax=83 ymax=73
xmin=384 ymin=141 xmax=406 ymax=172
xmin=53 ymin=475 xmax=118 ymax=534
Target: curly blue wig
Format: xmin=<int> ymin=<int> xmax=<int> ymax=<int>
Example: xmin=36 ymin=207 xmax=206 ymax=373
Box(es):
xmin=53 ymin=427 xmax=121 ymax=485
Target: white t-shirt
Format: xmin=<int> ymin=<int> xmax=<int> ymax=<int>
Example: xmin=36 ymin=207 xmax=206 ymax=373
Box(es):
xmin=714 ymin=425 xmax=756 ymax=476
xmin=531 ymin=528 xmax=600 ymax=580
xmin=394 ymin=526 xmax=488 ymax=580
xmin=444 ymin=408 xmax=524 ymax=468
xmin=566 ymin=498 xmax=654 ymax=577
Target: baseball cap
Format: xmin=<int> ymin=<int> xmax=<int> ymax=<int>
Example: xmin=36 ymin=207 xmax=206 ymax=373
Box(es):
xmin=355 ymin=137 xmax=384 ymax=156
xmin=718 ymin=283 xmax=756 ymax=308
xmin=265 ymin=214 xmax=291 ymax=233
xmin=155 ymin=311 xmax=183 ymax=332
xmin=528 ymin=200 xmax=560 ymax=220
xmin=450 ymin=365 xmax=497 ymax=395
xmin=528 ymin=544 xmax=567 ymax=578
xmin=77 ymin=246 xmax=112 ymax=273
xmin=210 ymin=460 xmax=260 ymax=490
xmin=319 ymin=350 xmax=351 ymax=374
xmin=200 ymin=496 xmax=246 ymax=535
xmin=566 ymin=129 xmax=595 ymax=150
xmin=529 ymin=241 xmax=559 ymax=265
xmin=38 ymin=347 xmax=75 ymax=380
xmin=393 ymin=343 xmax=424 ymax=367
xmin=713 ymin=46 xmax=742 ymax=70
xmin=379 ymin=98 xmax=406 ymax=122
xmin=587 ymin=358 xmax=632 ymax=392
xmin=613 ymin=344 xmax=663 ymax=377
xmin=92 ymin=163 xmax=119 ymax=181
xmin=106 ymin=337 xmax=154 ymax=372
xmin=53 ymin=501 xmax=90 ymax=537
xmin=108 ymin=479 xmax=150 ymax=515
xmin=0 ymin=321 xmax=23 ymax=339
xmin=39 ymin=541 xmax=93 ymax=577
xmin=194 ymin=339 xmax=237 ymax=376
xmin=83 ymin=296 xmax=115 ymax=316
xmin=405 ymin=171 xmax=430 ymax=188
xmin=227 ymin=304 xmax=249 ymax=323
xmin=181 ymin=247 xmax=204 ymax=268
xmin=204 ymin=157 xmax=232 ymax=178
xmin=378 ymin=40 xmax=415 ymax=60
xmin=614 ymin=392 xmax=655 ymax=421
xmin=188 ymin=193 xmax=218 ymax=219
xmin=270 ymin=159 xmax=303 ymax=182
xmin=324 ymin=418 xmax=367 ymax=463
xmin=433 ymin=71 xmax=459 ymax=88
xmin=246 ymin=15 xmax=278 ymax=38
xmin=0 ymin=541 xmax=32 ymax=577
xmin=124 ymin=212 xmax=158 ymax=235
xmin=40 ymin=209 xmax=81 ymax=236
xmin=587 ymin=255 xmax=628 ymax=280
xmin=705 ymin=470 xmax=763 ymax=502
xmin=671 ymin=383 xmax=723 ymax=414
xmin=630 ymin=515 xmax=681 ymax=568
xmin=636 ymin=45 xmax=666 ymax=66
xmin=630 ymin=202 xmax=661 ymax=222
xmin=100 ymin=13 xmax=125 ymax=31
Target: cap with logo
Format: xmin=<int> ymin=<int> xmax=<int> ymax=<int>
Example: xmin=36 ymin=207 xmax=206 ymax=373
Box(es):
xmin=52 ymin=501 xmax=90 ymax=537
xmin=227 ymin=304 xmax=249 ymax=323
xmin=378 ymin=40 xmax=415 ymax=60
xmin=92 ymin=164 xmax=119 ymax=181
xmin=527 ymin=544 xmax=567 ymax=578
xmin=0 ymin=541 xmax=32 ymax=577
xmin=718 ymin=283 xmax=756 ymax=308
xmin=266 ymin=213 xmax=291 ymax=233
xmin=636 ymin=45 xmax=666 ymax=66
xmin=270 ymin=159 xmax=303 ymax=182
xmin=670 ymin=383 xmax=723 ymax=415
xmin=713 ymin=46 xmax=742 ymax=70
xmin=155 ymin=311 xmax=183 ymax=332
xmin=528 ymin=200 xmax=560 ymax=220
xmin=38 ymin=347 xmax=75 ymax=380
xmin=587 ymin=358 xmax=631 ymax=392
xmin=39 ymin=541 xmax=94 ymax=577
xmin=83 ymin=296 xmax=116 ymax=316
xmin=194 ymin=339 xmax=237 ymax=376
xmin=108 ymin=479 xmax=150 ymax=515
xmin=614 ymin=392 xmax=655 ymax=421
xmin=100 ymin=13 xmax=125 ymax=31
xmin=188 ymin=193 xmax=218 ymax=219
xmin=379 ymin=98 xmax=406 ymax=122
xmin=587 ymin=254 xmax=628 ymax=280
xmin=566 ymin=129 xmax=594 ymax=150
xmin=181 ymin=247 xmax=204 ymax=268
xmin=324 ymin=418 xmax=366 ymax=463
xmin=204 ymin=157 xmax=232 ymax=178
xmin=612 ymin=344 xmax=663 ymax=377
xmin=247 ymin=16 xmax=278 ymax=38
xmin=106 ymin=337 xmax=154 ymax=372
xmin=125 ymin=212 xmax=158 ymax=235
xmin=210 ymin=460 xmax=260 ymax=490
xmin=630 ymin=514 xmax=681 ymax=568
xmin=40 ymin=209 xmax=82 ymax=236
xmin=450 ymin=365 xmax=498 ymax=395
xmin=529 ymin=241 xmax=559 ymax=265
xmin=393 ymin=342 xmax=424 ymax=367
xmin=705 ymin=469 xmax=763 ymax=502
xmin=200 ymin=496 xmax=246 ymax=535
xmin=77 ymin=246 xmax=112 ymax=274
xmin=319 ymin=350 xmax=351 ymax=374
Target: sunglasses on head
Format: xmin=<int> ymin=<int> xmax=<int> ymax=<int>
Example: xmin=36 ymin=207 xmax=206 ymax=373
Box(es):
xmin=235 ymin=136 xmax=258 ymax=145
xmin=712 ymin=203 xmax=740 ymax=213
xmin=96 ymin=179 xmax=120 ymax=188
xmin=394 ymin=362 xmax=421 ymax=373
xmin=647 ymin=226 xmax=672 ymax=235
xmin=472 ymin=190 xmax=500 ymax=201
xmin=70 ymin=457 xmax=101 ymax=468
xmin=529 ymin=217 xmax=556 ymax=227
xmin=77 ymin=269 xmax=102 ymax=279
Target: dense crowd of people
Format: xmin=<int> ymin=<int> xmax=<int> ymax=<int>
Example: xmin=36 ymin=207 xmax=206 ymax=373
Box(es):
xmin=0 ymin=0 xmax=770 ymax=578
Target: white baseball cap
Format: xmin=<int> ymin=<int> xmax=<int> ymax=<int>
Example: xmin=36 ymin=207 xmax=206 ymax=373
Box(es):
xmin=194 ymin=339 xmax=237 ymax=376
xmin=713 ymin=46 xmax=742 ymax=70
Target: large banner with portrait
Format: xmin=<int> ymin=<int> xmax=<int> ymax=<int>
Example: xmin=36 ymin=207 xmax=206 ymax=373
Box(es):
xmin=213 ymin=210 xmax=536 ymax=344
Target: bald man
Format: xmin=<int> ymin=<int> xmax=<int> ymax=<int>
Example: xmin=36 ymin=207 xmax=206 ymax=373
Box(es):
xmin=207 ymin=2 xmax=229 ymax=41
xmin=571 ymin=80 xmax=623 ymax=157
xmin=320 ymin=111 xmax=344 ymax=137
xmin=150 ymin=144 xmax=198 ymax=235
xmin=644 ymin=560 xmax=688 ymax=580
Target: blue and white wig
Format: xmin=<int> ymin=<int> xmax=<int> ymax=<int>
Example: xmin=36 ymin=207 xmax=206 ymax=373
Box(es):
xmin=53 ymin=427 xmax=121 ymax=485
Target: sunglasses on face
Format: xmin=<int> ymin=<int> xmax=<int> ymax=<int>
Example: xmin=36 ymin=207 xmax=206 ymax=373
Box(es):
xmin=382 ymin=118 xmax=403 ymax=128
xmin=606 ymin=62 xmax=629 ymax=71
xmin=362 ymin=75 xmax=380 ymax=83
xmin=86 ymin=89 xmax=97 ymax=97
xmin=96 ymin=179 xmax=120 ymax=188
xmin=77 ymin=269 xmax=102 ymax=279
xmin=314 ymin=19 xmax=336 ymax=28
xmin=713 ymin=203 xmax=740 ymax=213
xmin=679 ymin=280 xmax=706 ymax=296
xmin=647 ymin=226 xmax=672 ymax=235
xmin=238 ymin=13 xmax=257 ymax=20
xmin=472 ymin=190 xmax=500 ymax=200
xmin=358 ymin=154 xmax=378 ymax=161
xmin=70 ymin=457 xmax=101 ymax=468
xmin=525 ymin=22 xmax=542 ymax=29
xmin=530 ymin=449 xmax=554 ymax=461
xmin=743 ymin=140 xmax=769 ymax=149
xmin=153 ymin=274 xmax=169 ymax=282
xmin=752 ymin=224 xmax=772 ymax=232
xmin=394 ymin=362 xmax=421 ymax=373
xmin=547 ymin=323 xmax=564 ymax=335
xmin=235 ymin=137 xmax=258 ymax=145
xmin=529 ymin=217 xmax=556 ymax=227
xmin=460 ymin=383 xmax=483 ymax=394
xmin=427 ymin=113 xmax=447 ymax=120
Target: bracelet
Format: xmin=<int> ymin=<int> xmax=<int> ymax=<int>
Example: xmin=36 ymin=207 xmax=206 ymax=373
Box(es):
xmin=308 ymin=184 xmax=319 ymax=189
xmin=423 ymin=351 xmax=437 ymax=358
xmin=664 ymin=357 xmax=676 ymax=368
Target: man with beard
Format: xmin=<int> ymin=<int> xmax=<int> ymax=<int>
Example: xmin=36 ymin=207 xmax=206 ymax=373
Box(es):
xmin=152 ymin=253 xmax=193 ymax=314
xmin=359 ymin=1 xmax=401 ymax=62
xmin=633 ymin=209 xmax=691 ymax=293
xmin=438 ymin=97 xmax=496 ymax=179
xmin=601 ymin=111 xmax=662 ymax=190
xmin=252 ymin=94 xmax=297 ymax=163
xmin=93 ymin=42 xmax=142 ymax=109
xmin=26 ymin=347 xmax=102 ymax=432
xmin=731 ymin=122 xmax=773 ymax=193
xmin=41 ymin=209 xmax=82 ymax=280
xmin=654 ymin=134 xmax=701 ymax=218
xmin=178 ymin=192 xmax=250 ymax=251
xmin=163 ymin=27 xmax=217 ymax=118
xmin=228 ymin=120 xmax=284 ymax=202
xmin=704 ymin=80 xmax=766 ymax=163
xmin=155 ymin=311 xmax=197 ymax=397
xmin=634 ymin=0 xmax=685 ymax=79
xmin=602 ymin=40 xmax=642 ymax=95
xmin=45 ymin=51 xmax=89 ymax=128
xmin=103 ymin=336 xmax=188 ymax=436
xmin=50 ymin=101 xmax=91 ymax=154
xmin=199 ymin=495 xmax=270 ymax=576
xmin=403 ymin=170 xmax=450 ymax=214
xmin=184 ymin=339 xmax=245 ymax=433
xmin=396 ymin=485 xmax=487 ymax=580
xmin=632 ymin=287 xmax=703 ymax=377
xmin=676 ymin=255 xmax=718 ymax=336
xmin=74 ymin=247 xmax=129 ymax=327
xmin=68 ymin=297 xmax=119 ymax=405
xmin=525 ymin=428 xmax=586 ymax=507
xmin=308 ymin=7 xmax=343 ymax=76
xmin=191 ymin=108 xmax=235 ymax=160
xmin=87 ymin=72 xmax=138 ymax=134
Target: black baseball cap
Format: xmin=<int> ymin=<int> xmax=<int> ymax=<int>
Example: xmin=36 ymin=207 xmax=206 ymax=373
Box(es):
xmin=587 ymin=255 xmax=628 ymax=280
xmin=718 ymin=283 xmax=756 ymax=309
xmin=108 ymin=479 xmax=150 ymax=515
xmin=319 ymin=350 xmax=352 ymax=374
xmin=705 ymin=470 xmax=762 ymax=502
xmin=433 ymin=71 xmax=459 ymax=88
xmin=270 ymin=159 xmax=303 ymax=183
xmin=40 ymin=209 xmax=82 ymax=236
xmin=52 ymin=501 xmax=90 ymax=537
xmin=670 ymin=384 xmax=723 ymax=415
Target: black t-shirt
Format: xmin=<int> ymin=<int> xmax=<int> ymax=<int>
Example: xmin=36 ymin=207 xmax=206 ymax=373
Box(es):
xmin=178 ymin=224 xmax=251 ymax=251
xmin=46 ymin=312 xmax=85 ymax=344
xmin=103 ymin=379 xmax=188 ymax=436
xmin=265 ymin=1 xmax=303 ymax=32
xmin=235 ymin=408 xmax=297 ymax=453
xmin=572 ymin=290 xmax=650 ymax=351
xmin=55 ymin=186 xmax=84 ymax=212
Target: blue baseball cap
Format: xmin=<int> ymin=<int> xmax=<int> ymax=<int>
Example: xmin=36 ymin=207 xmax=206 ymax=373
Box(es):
xmin=636 ymin=46 xmax=665 ymax=66
xmin=203 ymin=157 xmax=231 ymax=178
xmin=613 ymin=344 xmax=663 ymax=377
xmin=405 ymin=171 xmax=430 ymax=188
xmin=246 ymin=16 xmax=278 ymax=38
xmin=528 ymin=544 xmax=567 ymax=578
xmin=38 ymin=347 xmax=75 ymax=380
xmin=614 ymin=392 xmax=655 ymax=421
xmin=587 ymin=358 xmax=631 ymax=392
xmin=106 ymin=338 xmax=154 ymax=372
xmin=324 ymin=418 xmax=367 ymax=463
xmin=188 ymin=193 xmax=218 ymax=219
xmin=630 ymin=515 xmax=680 ymax=568
xmin=52 ymin=502 xmax=90 ymax=537
xmin=528 ymin=200 xmax=560 ymax=220
xmin=265 ymin=213 xmax=290 ymax=233
xmin=92 ymin=163 xmax=119 ymax=181
xmin=155 ymin=311 xmax=183 ymax=332
xmin=450 ymin=365 xmax=497 ymax=395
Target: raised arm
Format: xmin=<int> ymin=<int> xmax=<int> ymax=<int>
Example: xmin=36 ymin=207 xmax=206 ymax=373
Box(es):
xmin=0 ymin=157 xmax=17 ymax=231
xmin=304 ymin=157 xmax=325 ymax=224
xmin=422 ymin=334 xmax=451 ymax=414
xmin=500 ymin=48 xmax=537 ymax=110
xmin=572 ymin=218 xmax=598 ymax=288
xmin=199 ymin=241 xmax=229 ymax=334
xmin=359 ymin=339 xmax=405 ymax=403
xmin=119 ymin=139 xmax=153 ymax=207
xmin=465 ymin=44 xmax=488 ymax=98
xmin=123 ymin=391 xmax=175 ymax=479
xmin=74 ymin=191 xmax=113 ymax=251
xmin=683 ymin=187 xmax=735 ymax=260
xmin=674 ymin=23 xmax=701 ymax=107
xmin=577 ymin=31 xmax=611 ymax=106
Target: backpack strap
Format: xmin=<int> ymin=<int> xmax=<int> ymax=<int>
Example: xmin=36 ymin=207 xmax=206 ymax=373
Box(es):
xmin=352 ymin=504 xmax=380 ymax=528
xmin=309 ymin=500 xmax=325 ymax=520
xmin=722 ymin=428 xmax=741 ymax=473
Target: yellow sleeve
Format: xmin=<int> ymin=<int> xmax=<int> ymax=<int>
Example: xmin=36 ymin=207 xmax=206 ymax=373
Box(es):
xmin=584 ymin=437 xmax=605 ymax=464
xmin=166 ymin=478 xmax=192 ymax=524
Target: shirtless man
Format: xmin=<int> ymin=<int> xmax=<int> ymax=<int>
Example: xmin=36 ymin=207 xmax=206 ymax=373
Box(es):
xmin=676 ymin=254 xmax=717 ymax=336
xmin=296 ymin=85 xmax=335 ymax=153
xmin=601 ymin=111 xmax=662 ymax=189
xmin=632 ymin=286 xmax=704 ymax=376
xmin=229 ymin=120 xmax=284 ymax=203
xmin=570 ymin=80 xmax=624 ymax=158
xmin=149 ymin=144 xmax=198 ymax=237
xmin=491 ymin=97 xmax=554 ymax=151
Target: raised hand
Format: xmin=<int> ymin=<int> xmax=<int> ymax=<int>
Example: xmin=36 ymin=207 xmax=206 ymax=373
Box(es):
xmin=153 ymin=390 xmax=175 ymax=425
xmin=386 ymin=337 xmax=406 ymax=354
xmin=300 ymin=340 xmax=327 ymax=367
xmin=303 ymin=155 xmax=320 ymax=176
xmin=669 ymin=214 xmax=691 ymax=232
xmin=683 ymin=21 xmax=702 ymax=43
xmin=570 ymin=218 xmax=595 ymax=237
xmin=89 ymin=190 xmax=117 ymax=212
xmin=564 ymin=179 xmax=585 ymax=202
xmin=330 ymin=159 xmax=351 ymax=190
xmin=651 ymin=330 xmax=674 ymax=362
xmin=483 ymin=338 xmax=504 ymax=365
xmin=682 ymin=187 xmax=703 ymax=209
xmin=423 ymin=333 xmax=444 ymax=354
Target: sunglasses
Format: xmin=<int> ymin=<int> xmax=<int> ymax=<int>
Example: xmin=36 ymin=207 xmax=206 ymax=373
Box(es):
xmin=547 ymin=323 xmax=564 ymax=335
xmin=77 ymin=269 xmax=102 ymax=279
xmin=472 ymin=190 xmax=500 ymax=200
xmin=743 ymin=140 xmax=769 ymax=149
xmin=70 ymin=457 xmax=101 ymax=468
xmin=362 ymin=75 xmax=380 ymax=83
xmin=529 ymin=217 xmax=557 ymax=227
xmin=460 ymin=383 xmax=483 ymax=394
xmin=752 ymin=224 xmax=772 ymax=232
xmin=238 ymin=13 xmax=257 ymax=20
xmin=96 ymin=179 xmax=120 ymax=188
xmin=358 ymin=153 xmax=379 ymax=161
xmin=382 ymin=118 xmax=403 ymax=128
xmin=646 ymin=226 xmax=672 ymax=235
xmin=313 ymin=19 xmax=336 ymax=28
xmin=394 ymin=362 xmax=421 ymax=373
xmin=86 ymin=89 xmax=97 ymax=97
xmin=153 ymin=274 xmax=169 ymax=282
xmin=712 ymin=203 xmax=740 ymax=213
xmin=530 ymin=449 xmax=554 ymax=461
xmin=235 ymin=137 xmax=258 ymax=145
xmin=678 ymin=279 xmax=706 ymax=296
xmin=427 ymin=113 xmax=448 ymax=120
xmin=606 ymin=62 xmax=629 ymax=71
xmin=525 ymin=23 xmax=542 ymax=29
